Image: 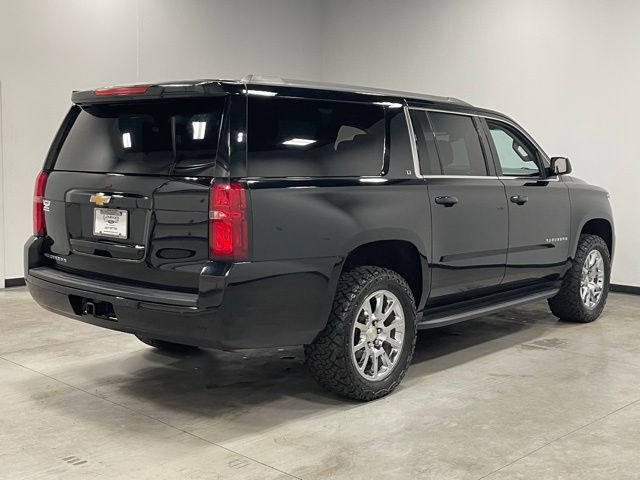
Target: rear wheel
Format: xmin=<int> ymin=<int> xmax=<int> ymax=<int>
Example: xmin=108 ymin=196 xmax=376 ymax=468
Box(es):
xmin=305 ymin=266 xmax=417 ymax=401
xmin=548 ymin=234 xmax=611 ymax=323
xmin=135 ymin=335 xmax=199 ymax=353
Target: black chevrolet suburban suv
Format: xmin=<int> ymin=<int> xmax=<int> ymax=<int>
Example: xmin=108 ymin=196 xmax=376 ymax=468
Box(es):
xmin=25 ymin=75 xmax=614 ymax=400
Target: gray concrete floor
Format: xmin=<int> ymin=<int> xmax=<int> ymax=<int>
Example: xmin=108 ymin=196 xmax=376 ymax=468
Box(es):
xmin=1 ymin=288 xmax=639 ymax=480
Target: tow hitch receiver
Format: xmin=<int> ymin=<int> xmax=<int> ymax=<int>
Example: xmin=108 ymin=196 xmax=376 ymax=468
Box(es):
xmin=72 ymin=297 xmax=117 ymax=321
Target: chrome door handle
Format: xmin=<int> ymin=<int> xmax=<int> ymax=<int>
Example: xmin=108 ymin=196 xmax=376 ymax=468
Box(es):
xmin=510 ymin=195 xmax=529 ymax=205
xmin=435 ymin=196 xmax=459 ymax=207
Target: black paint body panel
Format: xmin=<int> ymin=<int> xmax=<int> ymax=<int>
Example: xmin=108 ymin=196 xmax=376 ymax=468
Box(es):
xmin=25 ymin=78 xmax=614 ymax=349
xmin=426 ymin=177 xmax=508 ymax=302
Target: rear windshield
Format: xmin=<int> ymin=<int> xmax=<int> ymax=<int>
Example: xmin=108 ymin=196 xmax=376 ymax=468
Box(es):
xmin=54 ymin=98 xmax=225 ymax=176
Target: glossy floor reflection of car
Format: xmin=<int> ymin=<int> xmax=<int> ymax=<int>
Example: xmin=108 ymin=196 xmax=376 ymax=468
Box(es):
xmin=1 ymin=287 xmax=639 ymax=480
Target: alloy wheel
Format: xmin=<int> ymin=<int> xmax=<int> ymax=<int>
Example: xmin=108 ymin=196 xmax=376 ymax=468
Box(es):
xmin=350 ymin=289 xmax=405 ymax=381
xmin=580 ymin=249 xmax=605 ymax=309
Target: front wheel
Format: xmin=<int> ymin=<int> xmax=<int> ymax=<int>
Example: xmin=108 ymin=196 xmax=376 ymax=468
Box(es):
xmin=548 ymin=234 xmax=611 ymax=323
xmin=305 ymin=266 xmax=417 ymax=401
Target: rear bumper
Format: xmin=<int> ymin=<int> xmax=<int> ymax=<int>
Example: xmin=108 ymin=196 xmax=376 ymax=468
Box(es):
xmin=25 ymin=237 xmax=341 ymax=350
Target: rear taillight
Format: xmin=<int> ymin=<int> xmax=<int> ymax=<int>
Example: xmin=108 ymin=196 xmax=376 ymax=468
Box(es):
xmin=94 ymin=85 xmax=149 ymax=96
xmin=209 ymin=181 xmax=249 ymax=260
xmin=33 ymin=171 xmax=48 ymax=236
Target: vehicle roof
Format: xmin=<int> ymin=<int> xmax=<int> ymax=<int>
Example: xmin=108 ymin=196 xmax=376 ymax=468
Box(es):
xmin=238 ymin=74 xmax=473 ymax=107
xmin=74 ymin=74 xmax=470 ymax=104
xmin=71 ymin=74 xmax=510 ymax=119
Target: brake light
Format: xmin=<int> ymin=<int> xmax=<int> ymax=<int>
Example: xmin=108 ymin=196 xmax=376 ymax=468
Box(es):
xmin=94 ymin=85 xmax=149 ymax=96
xmin=209 ymin=181 xmax=249 ymax=260
xmin=33 ymin=171 xmax=48 ymax=236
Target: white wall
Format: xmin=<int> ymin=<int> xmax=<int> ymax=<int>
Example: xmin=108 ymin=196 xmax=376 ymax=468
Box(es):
xmin=320 ymin=0 xmax=640 ymax=287
xmin=0 ymin=81 xmax=4 ymax=286
xmin=1 ymin=0 xmax=638 ymax=287
xmin=0 ymin=0 xmax=321 ymax=282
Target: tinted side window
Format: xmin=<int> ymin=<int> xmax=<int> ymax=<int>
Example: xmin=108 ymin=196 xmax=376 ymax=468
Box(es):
xmin=429 ymin=112 xmax=487 ymax=176
xmin=409 ymin=110 xmax=441 ymax=175
xmin=248 ymin=97 xmax=385 ymax=177
xmin=487 ymin=120 xmax=540 ymax=177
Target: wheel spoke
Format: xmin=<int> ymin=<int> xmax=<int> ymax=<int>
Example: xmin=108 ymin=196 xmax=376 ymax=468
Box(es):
xmin=387 ymin=336 xmax=402 ymax=349
xmin=381 ymin=351 xmax=392 ymax=369
xmin=362 ymin=301 xmax=373 ymax=318
xmin=358 ymin=351 xmax=370 ymax=371
xmin=373 ymin=293 xmax=384 ymax=316
xmin=581 ymin=287 xmax=589 ymax=304
xmin=354 ymin=322 xmax=367 ymax=331
xmin=385 ymin=317 xmax=404 ymax=334
xmin=353 ymin=339 xmax=367 ymax=352
xmin=371 ymin=355 xmax=379 ymax=377
xmin=380 ymin=298 xmax=396 ymax=321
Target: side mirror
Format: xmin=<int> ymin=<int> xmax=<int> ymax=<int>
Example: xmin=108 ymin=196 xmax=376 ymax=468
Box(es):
xmin=550 ymin=157 xmax=572 ymax=176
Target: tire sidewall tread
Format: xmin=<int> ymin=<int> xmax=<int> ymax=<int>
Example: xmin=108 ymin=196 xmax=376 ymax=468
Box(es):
xmin=305 ymin=266 xmax=417 ymax=401
xmin=548 ymin=234 xmax=611 ymax=323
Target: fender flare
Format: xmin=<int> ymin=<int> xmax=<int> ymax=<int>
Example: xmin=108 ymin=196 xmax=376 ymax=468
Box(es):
xmin=326 ymin=229 xmax=431 ymax=311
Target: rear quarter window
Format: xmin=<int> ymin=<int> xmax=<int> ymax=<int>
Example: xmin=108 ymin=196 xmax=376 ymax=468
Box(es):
xmin=53 ymin=98 xmax=225 ymax=176
xmin=247 ymin=97 xmax=385 ymax=177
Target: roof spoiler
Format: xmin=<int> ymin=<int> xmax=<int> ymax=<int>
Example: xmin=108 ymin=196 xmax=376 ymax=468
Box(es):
xmin=71 ymin=80 xmax=229 ymax=105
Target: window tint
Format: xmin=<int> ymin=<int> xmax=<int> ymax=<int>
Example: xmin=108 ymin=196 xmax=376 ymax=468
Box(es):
xmin=409 ymin=110 xmax=440 ymax=175
xmin=487 ymin=120 xmax=540 ymax=177
xmin=428 ymin=112 xmax=487 ymax=176
xmin=54 ymin=99 xmax=225 ymax=176
xmin=248 ymin=97 xmax=384 ymax=177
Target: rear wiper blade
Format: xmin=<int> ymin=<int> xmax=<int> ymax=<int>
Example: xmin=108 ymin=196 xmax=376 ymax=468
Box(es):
xmin=172 ymin=161 xmax=217 ymax=171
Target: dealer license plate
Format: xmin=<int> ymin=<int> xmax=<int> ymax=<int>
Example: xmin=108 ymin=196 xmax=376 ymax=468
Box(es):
xmin=93 ymin=208 xmax=128 ymax=239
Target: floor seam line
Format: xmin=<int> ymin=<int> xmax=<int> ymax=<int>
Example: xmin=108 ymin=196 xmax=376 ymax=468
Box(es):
xmin=552 ymin=347 xmax=640 ymax=368
xmin=0 ymin=354 xmax=303 ymax=480
xmin=518 ymin=341 xmax=640 ymax=369
xmin=0 ymin=332 xmax=123 ymax=357
xmin=486 ymin=318 xmax=640 ymax=369
xmin=476 ymin=396 xmax=640 ymax=479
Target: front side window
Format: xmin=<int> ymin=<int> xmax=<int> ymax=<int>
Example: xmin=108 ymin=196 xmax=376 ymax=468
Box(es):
xmin=247 ymin=97 xmax=385 ymax=177
xmin=487 ymin=120 xmax=541 ymax=177
xmin=428 ymin=112 xmax=488 ymax=176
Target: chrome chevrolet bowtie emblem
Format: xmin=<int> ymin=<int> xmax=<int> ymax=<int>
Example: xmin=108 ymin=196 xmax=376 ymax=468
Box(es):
xmin=89 ymin=193 xmax=111 ymax=206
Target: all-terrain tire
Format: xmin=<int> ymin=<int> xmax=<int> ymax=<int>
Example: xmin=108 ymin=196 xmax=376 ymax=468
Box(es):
xmin=135 ymin=335 xmax=199 ymax=353
xmin=548 ymin=234 xmax=611 ymax=323
xmin=304 ymin=266 xmax=417 ymax=401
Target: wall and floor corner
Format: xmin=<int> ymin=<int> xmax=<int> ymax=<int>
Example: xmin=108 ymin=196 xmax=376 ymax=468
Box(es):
xmin=1 ymin=0 xmax=639 ymax=289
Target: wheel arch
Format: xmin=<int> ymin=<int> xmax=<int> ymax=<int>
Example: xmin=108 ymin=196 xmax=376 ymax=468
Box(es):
xmin=339 ymin=238 xmax=429 ymax=311
xmin=578 ymin=218 xmax=614 ymax=259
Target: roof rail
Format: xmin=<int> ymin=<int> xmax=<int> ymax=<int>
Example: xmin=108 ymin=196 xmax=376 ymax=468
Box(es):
xmin=241 ymin=74 xmax=286 ymax=84
xmin=241 ymin=74 xmax=472 ymax=107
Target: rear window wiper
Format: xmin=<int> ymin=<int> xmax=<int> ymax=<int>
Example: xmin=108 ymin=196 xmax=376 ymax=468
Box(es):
xmin=172 ymin=161 xmax=217 ymax=172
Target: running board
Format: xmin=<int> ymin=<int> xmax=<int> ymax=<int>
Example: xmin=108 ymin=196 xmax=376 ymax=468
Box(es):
xmin=417 ymin=288 xmax=559 ymax=329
